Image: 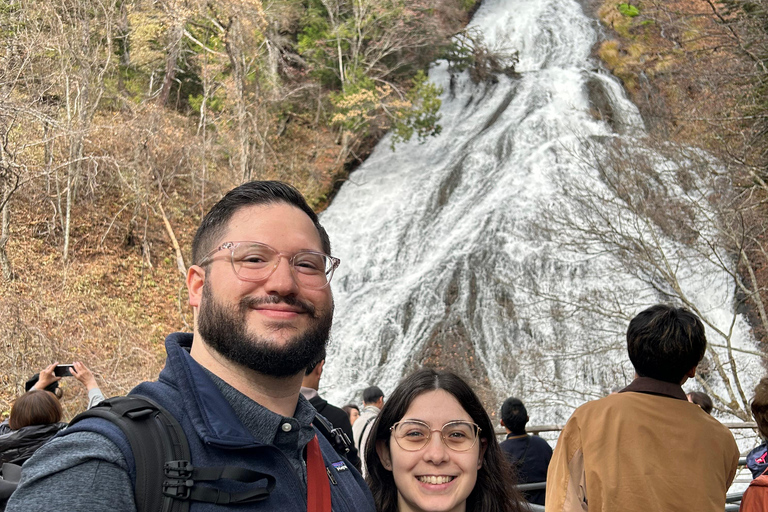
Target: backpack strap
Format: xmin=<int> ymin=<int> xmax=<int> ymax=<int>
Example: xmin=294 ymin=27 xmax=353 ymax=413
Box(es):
xmin=313 ymin=413 xmax=353 ymax=458
xmin=68 ymin=396 xmax=276 ymax=512
xmin=355 ymin=416 xmax=376 ymax=450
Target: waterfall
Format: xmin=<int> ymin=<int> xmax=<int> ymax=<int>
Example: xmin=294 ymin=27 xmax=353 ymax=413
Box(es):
xmin=319 ymin=0 xmax=759 ymax=424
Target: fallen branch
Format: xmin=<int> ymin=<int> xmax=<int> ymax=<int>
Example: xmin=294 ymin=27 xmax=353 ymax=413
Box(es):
xmin=158 ymin=203 xmax=186 ymax=276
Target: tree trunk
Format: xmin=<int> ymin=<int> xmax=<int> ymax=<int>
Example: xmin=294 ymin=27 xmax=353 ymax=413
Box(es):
xmin=225 ymin=16 xmax=252 ymax=182
xmin=157 ymin=17 xmax=184 ymax=106
xmin=0 ymin=187 xmax=13 ymax=280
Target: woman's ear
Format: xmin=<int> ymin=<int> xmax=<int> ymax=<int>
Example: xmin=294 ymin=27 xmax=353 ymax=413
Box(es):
xmin=376 ymin=440 xmax=393 ymax=471
xmin=477 ymin=438 xmax=487 ymax=470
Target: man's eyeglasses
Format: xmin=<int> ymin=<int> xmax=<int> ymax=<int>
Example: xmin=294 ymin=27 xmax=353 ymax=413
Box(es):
xmin=198 ymin=241 xmax=340 ymax=290
xmin=390 ymin=420 xmax=481 ymax=452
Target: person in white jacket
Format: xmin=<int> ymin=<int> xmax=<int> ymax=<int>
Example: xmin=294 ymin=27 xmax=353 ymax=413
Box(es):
xmin=352 ymin=385 xmax=384 ymax=476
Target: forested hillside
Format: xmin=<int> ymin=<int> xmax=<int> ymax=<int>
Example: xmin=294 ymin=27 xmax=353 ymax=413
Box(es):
xmin=0 ymin=0 xmax=478 ymax=416
xmin=1 ymin=0 xmax=767 ymax=419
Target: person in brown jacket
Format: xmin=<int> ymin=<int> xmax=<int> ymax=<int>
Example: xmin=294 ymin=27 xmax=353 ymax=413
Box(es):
xmin=545 ymin=304 xmax=740 ymax=512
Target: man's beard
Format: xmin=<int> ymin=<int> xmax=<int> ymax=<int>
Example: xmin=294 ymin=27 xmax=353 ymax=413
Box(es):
xmin=197 ymin=283 xmax=332 ymax=378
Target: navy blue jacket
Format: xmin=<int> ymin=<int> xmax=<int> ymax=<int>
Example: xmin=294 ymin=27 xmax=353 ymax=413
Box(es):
xmin=500 ymin=433 xmax=552 ymax=506
xmin=748 ymin=443 xmax=768 ymax=479
xmin=65 ymin=333 xmax=374 ymax=512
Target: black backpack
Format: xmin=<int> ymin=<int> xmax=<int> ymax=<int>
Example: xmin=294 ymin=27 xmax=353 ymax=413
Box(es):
xmin=68 ymin=396 xmax=352 ymax=512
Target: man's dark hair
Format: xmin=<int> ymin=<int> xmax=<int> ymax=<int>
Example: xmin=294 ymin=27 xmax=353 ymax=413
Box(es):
xmin=305 ymin=347 xmax=327 ymax=376
xmin=192 ymin=180 xmax=331 ymax=265
xmin=362 ymin=386 xmax=384 ymax=404
xmin=627 ymin=304 xmax=706 ymax=384
xmin=687 ymin=391 xmax=714 ymax=414
xmin=501 ymin=397 xmax=528 ymax=435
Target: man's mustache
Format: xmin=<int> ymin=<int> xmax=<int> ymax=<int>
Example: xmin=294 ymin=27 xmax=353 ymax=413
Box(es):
xmin=239 ymin=295 xmax=316 ymax=316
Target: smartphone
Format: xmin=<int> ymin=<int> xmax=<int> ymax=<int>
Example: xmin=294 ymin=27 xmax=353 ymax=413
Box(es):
xmin=54 ymin=364 xmax=74 ymax=377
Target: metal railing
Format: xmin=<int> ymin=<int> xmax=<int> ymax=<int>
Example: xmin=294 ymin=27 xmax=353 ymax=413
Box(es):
xmin=515 ymin=482 xmax=744 ymax=511
xmin=496 ymin=422 xmax=758 ymax=437
xmin=513 ymin=458 xmax=753 ymax=511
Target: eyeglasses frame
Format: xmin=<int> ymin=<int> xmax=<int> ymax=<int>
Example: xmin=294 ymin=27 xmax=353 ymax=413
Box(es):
xmin=198 ymin=241 xmax=341 ymax=290
xmin=389 ymin=419 xmax=482 ymax=452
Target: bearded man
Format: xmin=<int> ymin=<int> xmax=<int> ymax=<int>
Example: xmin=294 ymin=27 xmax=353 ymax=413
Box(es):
xmin=8 ymin=181 xmax=375 ymax=512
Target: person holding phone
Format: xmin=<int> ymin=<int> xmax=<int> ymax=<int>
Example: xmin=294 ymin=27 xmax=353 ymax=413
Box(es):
xmin=0 ymin=390 xmax=67 ymax=465
xmin=26 ymin=362 xmax=105 ymax=409
xmin=0 ymin=362 xmax=105 ymax=466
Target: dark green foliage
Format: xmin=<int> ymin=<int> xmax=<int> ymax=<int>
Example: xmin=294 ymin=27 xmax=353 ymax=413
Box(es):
xmin=391 ymin=70 xmax=443 ymax=148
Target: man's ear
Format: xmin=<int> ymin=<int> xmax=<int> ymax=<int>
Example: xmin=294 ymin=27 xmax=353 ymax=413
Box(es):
xmin=376 ymin=440 xmax=392 ymax=471
xmin=477 ymin=438 xmax=487 ymax=470
xmin=316 ymin=359 xmax=325 ymax=378
xmin=500 ymin=419 xmax=506 ymax=428
xmin=679 ymin=366 xmax=697 ymax=386
xmin=187 ymin=265 xmax=206 ymax=308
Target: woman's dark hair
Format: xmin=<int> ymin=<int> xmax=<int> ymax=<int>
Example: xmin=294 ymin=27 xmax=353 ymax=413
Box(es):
xmin=365 ymin=368 xmax=526 ymax=512
xmin=9 ymin=390 xmax=63 ymax=430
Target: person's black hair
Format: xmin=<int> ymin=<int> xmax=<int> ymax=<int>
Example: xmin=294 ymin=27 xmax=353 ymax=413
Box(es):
xmin=687 ymin=391 xmax=714 ymax=414
xmin=501 ymin=397 xmax=528 ymax=435
xmin=626 ymin=304 xmax=706 ymax=384
xmin=192 ymin=180 xmax=331 ymax=265
xmin=365 ymin=368 xmax=526 ymax=512
xmin=305 ymin=347 xmax=327 ymax=376
xmin=362 ymin=386 xmax=384 ymax=404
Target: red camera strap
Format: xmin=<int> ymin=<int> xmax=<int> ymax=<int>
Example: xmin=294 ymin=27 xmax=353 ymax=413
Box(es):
xmin=306 ymin=435 xmax=332 ymax=512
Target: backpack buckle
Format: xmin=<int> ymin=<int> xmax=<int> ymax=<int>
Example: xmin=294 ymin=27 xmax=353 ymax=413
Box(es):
xmin=164 ymin=460 xmax=193 ymax=479
xmin=162 ymin=478 xmax=194 ymax=499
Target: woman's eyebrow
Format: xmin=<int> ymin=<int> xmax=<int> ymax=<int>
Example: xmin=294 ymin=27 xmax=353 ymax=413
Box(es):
xmin=400 ymin=418 xmax=472 ymax=424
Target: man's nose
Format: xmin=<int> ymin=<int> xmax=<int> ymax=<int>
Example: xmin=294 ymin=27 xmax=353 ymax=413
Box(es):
xmin=263 ymin=255 xmax=300 ymax=295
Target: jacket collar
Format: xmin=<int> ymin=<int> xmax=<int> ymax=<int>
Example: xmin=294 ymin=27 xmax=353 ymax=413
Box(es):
xmin=159 ymin=332 xmax=258 ymax=447
xmin=619 ymin=376 xmax=687 ymax=401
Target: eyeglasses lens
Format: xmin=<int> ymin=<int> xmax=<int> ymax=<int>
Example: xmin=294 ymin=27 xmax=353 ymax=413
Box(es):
xmin=393 ymin=421 xmax=478 ymax=452
xmin=232 ymin=243 xmax=334 ymax=289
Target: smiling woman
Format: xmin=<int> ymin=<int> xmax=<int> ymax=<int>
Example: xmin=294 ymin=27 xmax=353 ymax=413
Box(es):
xmin=365 ymin=369 xmax=527 ymax=512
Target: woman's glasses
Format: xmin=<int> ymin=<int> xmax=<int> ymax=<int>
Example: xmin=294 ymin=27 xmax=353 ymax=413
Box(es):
xmin=390 ymin=420 xmax=481 ymax=452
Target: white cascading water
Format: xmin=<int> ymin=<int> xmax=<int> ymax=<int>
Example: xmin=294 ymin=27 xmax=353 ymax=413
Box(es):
xmin=319 ymin=0 xmax=761 ymax=427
